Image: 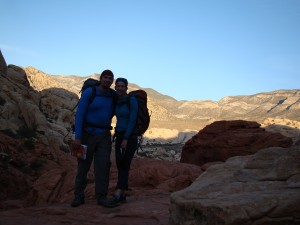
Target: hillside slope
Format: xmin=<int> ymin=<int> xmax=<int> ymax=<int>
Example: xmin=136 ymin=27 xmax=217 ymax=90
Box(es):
xmin=24 ymin=66 xmax=300 ymax=130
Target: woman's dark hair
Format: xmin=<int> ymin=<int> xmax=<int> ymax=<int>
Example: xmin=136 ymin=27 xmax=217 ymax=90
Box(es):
xmin=116 ymin=77 xmax=128 ymax=87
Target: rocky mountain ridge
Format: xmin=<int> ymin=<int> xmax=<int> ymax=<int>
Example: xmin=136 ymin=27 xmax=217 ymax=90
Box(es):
xmin=1 ymin=54 xmax=299 ymax=156
xmin=24 ymin=66 xmax=300 ymax=131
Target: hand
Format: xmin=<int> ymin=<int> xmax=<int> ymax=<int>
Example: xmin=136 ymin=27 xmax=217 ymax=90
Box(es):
xmin=72 ymin=139 xmax=82 ymax=151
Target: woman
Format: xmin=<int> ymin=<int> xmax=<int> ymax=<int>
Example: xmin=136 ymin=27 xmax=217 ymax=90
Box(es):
xmin=113 ymin=77 xmax=138 ymax=203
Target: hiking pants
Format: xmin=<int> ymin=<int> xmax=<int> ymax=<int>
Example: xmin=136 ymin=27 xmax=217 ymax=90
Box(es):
xmin=115 ymin=133 xmax=138 ymax=190
xmin=74 ymin=131 xmax=112 ymax=199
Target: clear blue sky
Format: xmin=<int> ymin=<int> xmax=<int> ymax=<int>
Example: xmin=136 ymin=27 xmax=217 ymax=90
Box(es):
xmin=1 ymin=0 xmax=299 ymax=101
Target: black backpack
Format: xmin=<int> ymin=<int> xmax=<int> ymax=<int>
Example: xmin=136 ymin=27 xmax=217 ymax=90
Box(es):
xmin=126 ymin=90 xmax=151 ymax=151
xmin=128 ymin=90 xmax=150 ymax=136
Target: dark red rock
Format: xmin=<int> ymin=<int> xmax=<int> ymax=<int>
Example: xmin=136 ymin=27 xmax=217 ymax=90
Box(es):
xmin=0 ymin=132 xmax=202 ymax=224
xmin=180 ymin=120 xmax=293 ymax=166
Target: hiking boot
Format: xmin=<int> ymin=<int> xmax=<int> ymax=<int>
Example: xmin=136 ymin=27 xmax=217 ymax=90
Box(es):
xmin=112 ymin=194 xmax=127 ymax=204
xmin=71 ymin=196 xmax=85 ymax=207
xmin=97 ymin=197 xmax=120 ymax=208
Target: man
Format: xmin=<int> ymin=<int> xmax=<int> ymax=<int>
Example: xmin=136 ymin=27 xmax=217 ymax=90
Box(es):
xmin=71 ymin=69 xmax=118 ymax=208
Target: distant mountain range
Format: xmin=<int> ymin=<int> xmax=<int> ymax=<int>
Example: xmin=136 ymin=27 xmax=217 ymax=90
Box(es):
xmin=24 ymin=66 xmax=300 ymax=130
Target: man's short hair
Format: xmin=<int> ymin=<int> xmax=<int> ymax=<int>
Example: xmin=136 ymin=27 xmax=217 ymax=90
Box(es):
xmin=100 ymin=70 xmax=114 ymax=79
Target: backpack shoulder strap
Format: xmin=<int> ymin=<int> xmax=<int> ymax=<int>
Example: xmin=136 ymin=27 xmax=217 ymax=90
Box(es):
xmin=126 ymin=95 xmax=135 ymax=109
xmin=71 ymin=86 xmax=96 ymax=112
xmin=88 ymin=86 xmax=97 ymax=105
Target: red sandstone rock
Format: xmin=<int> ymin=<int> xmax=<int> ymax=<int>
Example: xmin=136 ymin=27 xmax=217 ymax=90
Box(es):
xmin=180 ymin=120 xmax=293 ymax=166
xmin=0 ymin=132 xmax=202 ymax=225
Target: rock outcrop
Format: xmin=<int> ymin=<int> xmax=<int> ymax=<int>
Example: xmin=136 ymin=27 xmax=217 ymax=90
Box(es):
xmin=181 ymin=120 xmax=293 ymax=166
xmin=262 ymin=118 xmax=300 ymax=144
xmin=0 ymin=62 xmax=78 ymax=150
xmin=170 ymin=146 xmax=300 ymax=225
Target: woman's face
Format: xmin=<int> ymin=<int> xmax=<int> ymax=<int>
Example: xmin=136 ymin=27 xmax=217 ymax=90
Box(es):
xmin=115 ymin=81 xmax=127 ymax=96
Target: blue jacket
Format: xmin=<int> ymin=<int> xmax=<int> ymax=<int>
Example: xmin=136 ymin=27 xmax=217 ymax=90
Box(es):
xmin=75 ymin=87 xmax=115 ymax=139
xmin=115 ymin=95 xmax=138 ymax=138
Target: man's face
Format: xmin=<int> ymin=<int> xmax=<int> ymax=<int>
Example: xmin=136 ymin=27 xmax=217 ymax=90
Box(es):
xmin=100 ymin=75 xmax=114 ymax=89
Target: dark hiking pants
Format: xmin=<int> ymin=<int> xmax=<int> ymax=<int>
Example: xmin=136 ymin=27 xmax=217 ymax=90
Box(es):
xmin=115 ymin=133 xmax=138 ymax=190
xmin=74 ymin=131 xmax=112 ymax=199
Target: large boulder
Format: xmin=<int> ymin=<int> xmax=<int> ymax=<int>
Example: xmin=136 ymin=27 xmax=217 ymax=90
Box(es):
xmin=170 ymin=146 xmax=300 ymax=225
xmin=129 ymin=157 xmax=202 ymax=192
xmin=181 ymin=120 xmax=293 ymax=166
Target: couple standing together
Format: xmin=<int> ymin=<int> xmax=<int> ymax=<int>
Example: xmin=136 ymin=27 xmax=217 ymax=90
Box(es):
xmin=71 ymin=69 xmax=138 ymax=208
